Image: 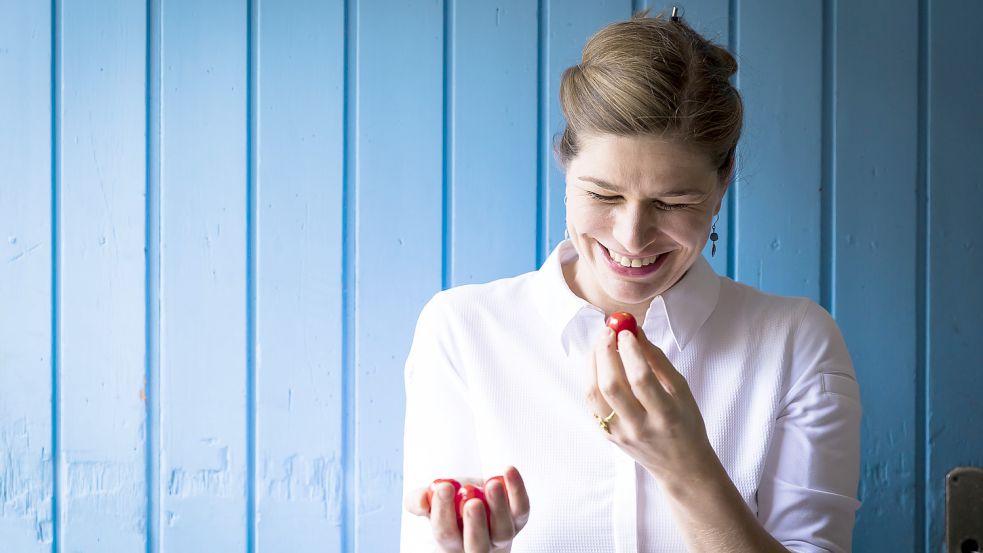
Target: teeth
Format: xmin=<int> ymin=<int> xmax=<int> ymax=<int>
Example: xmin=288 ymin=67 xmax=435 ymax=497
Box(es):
xmin=606 ymin=247 xmax=661 ymax=268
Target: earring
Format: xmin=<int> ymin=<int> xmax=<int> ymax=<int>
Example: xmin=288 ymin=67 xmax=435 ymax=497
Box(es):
xmin=710 ymin=217 xmax=719 ymax=257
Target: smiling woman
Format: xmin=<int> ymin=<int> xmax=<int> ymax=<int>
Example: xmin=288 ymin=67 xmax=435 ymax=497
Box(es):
xmin=563 ymin=136 xmax=726 ymax=322
xmin=401 ymin=9 xmax=861 ymax=553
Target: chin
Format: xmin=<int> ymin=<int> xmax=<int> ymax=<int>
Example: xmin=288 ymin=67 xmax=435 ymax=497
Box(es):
xmin=601 ymin=280 xmax=660 ymax=307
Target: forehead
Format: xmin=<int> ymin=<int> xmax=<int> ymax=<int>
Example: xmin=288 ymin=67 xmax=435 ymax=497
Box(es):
xmin=568 ymin=134 xmax=716 ymax=188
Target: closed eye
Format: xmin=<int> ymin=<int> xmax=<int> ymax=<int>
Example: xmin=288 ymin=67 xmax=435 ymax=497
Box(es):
xmin=586 ymin=190 xmax=692 ymax=211
xmin=585 ymin=190 xmax=619 ymax=202
xmin=654 ymin=201 xmax=691 ymax=211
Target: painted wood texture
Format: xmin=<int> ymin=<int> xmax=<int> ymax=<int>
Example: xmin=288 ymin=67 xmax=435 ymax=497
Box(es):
xmin=58 ymin=1 xmax=148 ymax=551
xmin=0 ymin=2 xmax=53 ymax=551
xmin=1 ymin=1 xmax=980 ymax=551
xmin=254 ymin=1 xmax=345 ymax=551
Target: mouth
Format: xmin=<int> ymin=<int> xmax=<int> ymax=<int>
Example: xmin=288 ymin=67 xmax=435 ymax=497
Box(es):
xmin=597 ymin=241 xmax=669 ymax=277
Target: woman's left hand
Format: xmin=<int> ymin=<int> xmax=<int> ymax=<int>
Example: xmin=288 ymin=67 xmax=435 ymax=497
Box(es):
xmin=585 ymin=326 xmax=720 ymax=484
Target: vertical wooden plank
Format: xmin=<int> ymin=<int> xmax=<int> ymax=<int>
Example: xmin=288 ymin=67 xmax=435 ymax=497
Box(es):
xmin=734 ymin=1 xmax=822 ymax=299
xmin=254 ymin=0 xmax=344 ymax=550
xmin=451 ymin=1 xmax=538 ymax=285
xmin=158 ymin=1 xmax=248 ymax=550
xmin=542 ymin=0 xmax=632 ymax=265
xmin=649 ymin=1 xmax=732 ymax=277
xmin=833 ymin=1 xmax=919 ymax=550
xmin=354 ymin=1 xmax=443 ymax=550
xmin=926 ymin=0 xmax=983 ymax=549
xmin=57 ymin=0 xmax=148 ymax=549
xmin=0 ymin=1 xmax=54 ymax=551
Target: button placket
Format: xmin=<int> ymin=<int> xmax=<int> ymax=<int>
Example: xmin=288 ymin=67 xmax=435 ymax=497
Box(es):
xmin=611 ymin=444 xmax=639 ymax=553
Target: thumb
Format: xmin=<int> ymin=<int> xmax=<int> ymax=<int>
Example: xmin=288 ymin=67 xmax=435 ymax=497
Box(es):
xmin=403 ymin=487 xmax=430 ymax=517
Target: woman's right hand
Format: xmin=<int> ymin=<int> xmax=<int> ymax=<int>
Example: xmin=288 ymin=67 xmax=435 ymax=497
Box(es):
xmin=404 ymin=465 xmax=530 ymax=553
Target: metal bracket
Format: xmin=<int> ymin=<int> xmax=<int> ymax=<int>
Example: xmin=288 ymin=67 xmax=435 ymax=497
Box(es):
xmin=947 ymin=467 xmax=983 ymax=553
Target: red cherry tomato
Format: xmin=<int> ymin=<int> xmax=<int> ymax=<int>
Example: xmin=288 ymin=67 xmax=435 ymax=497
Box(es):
xmin=425 ymin=478 xmax=462 ymax=511
xmin=455 ymin=484 xmax=490 ymax=530
xmin=606 ymin=311 xmax=638 ymax=339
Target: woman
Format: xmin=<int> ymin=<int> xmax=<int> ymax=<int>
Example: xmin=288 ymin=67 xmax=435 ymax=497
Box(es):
xmin=401 ymin=10 xmax=861 ymax=553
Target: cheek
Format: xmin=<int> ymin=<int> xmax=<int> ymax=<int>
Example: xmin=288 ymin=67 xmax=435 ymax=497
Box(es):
xmin=645 ymin=214 xmax=709 ymax=248
xmin=568 ymin=204 xmax=611 ymax=233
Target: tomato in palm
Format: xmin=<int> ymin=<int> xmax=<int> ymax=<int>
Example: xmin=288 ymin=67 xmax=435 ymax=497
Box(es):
xmin=456 ymin=484 xmax=490 ymax=530
xmin=425 ymin=478 xmax=462 ymax=510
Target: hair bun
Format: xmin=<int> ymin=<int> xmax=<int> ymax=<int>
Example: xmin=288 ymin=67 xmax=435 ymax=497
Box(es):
xmin=555 ymin=9 xmax=743 ymax=179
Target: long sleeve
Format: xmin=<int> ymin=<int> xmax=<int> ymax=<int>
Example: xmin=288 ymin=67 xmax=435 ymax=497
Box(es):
xmin=400 ymin=294 xmax=484 ymax=553
xmin=756 ymin=301 xmax=863 ymax=553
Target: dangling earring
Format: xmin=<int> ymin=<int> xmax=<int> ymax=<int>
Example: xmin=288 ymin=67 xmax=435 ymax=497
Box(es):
xmin=710 ymin=216 xmax=719 ymax=257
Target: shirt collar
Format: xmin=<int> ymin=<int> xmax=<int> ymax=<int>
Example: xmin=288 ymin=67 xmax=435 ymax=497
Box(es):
xmin=532 ymin=240 xmax=721 ymax=355
xmin=656 ymin=252 xmax=720 ymax=352
xmin=531 ymin=240 xmax=603 ymax=356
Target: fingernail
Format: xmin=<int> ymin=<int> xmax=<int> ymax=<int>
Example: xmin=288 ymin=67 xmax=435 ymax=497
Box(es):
xmin=485 ymin=475 xmax=505 ymax=494
xmin=485 ymin=480 xmax=502 ymax=498
xmin=438 ymin=484 xmax=453 ymax=501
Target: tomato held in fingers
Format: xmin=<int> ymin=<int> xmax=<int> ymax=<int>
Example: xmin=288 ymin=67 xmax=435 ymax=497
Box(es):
xmin=606 ymin=311 xmax=638 ymax=340
xmin=456 ymin=484 xmax=491 ymax=531
xmin=425 ymin=478 xmax=462 ymax=511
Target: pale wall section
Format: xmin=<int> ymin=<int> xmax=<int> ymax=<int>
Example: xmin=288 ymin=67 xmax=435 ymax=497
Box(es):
xmin=58 ymin=0 xmax=149 ymax=550
xmin=0 ymin=2 xmax=53 ymax=551
xmin=254 ymin=0 xmax=346 ymax=551
xmin=158 ymin=0 xmax=249 ymax=550
xmin=0 ymin=1 xmax=980 ymax=552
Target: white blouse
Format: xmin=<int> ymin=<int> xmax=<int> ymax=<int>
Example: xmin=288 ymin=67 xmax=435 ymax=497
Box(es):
xmin=400 ymin=240 xmax=861 ymax=552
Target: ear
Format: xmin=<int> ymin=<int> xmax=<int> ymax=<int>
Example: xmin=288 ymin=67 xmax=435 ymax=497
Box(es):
xmin=713 ymin=180 xmax=730 ymax=217
xmin=713 ymin=151 xmax=736 ymax=215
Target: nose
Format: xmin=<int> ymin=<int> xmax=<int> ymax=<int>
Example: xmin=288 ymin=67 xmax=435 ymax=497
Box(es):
xmin=611 ymin=202 xmax=655 ymax=254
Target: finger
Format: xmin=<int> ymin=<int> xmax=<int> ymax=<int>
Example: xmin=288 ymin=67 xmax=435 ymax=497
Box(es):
xmin=462 ymin=499 xmax=491 ymax=553
xmin=503 ymin=466 xmax=530 ymax=531
xmin=636 ymin=329 xmax=688 ymax=397
xmin=404 ymin=487 xmax=430 ymax=517
xmin=584 ymin=337 xmax=613 ymax=417
xmin=617 ymin=329 xmax=672 ymax=413
xmin=429 ymin=482 xmax=463 ymax=550
xmin=483 ymin=476 xmax=515 ymax=548
xmin=595 ymin=328 xmax=646 ymax=424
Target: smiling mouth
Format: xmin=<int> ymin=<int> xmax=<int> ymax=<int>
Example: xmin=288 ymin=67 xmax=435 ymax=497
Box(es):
xmin=599 ymin=242 xmax=665 ymax=268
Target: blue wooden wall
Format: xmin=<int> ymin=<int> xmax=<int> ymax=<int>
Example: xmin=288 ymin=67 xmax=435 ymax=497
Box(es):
xmin=1 ymin=0 xmax=980 ymax=551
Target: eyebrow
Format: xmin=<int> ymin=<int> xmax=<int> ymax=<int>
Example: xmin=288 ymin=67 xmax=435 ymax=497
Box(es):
xmin=578 ymin=176 xmax=707 ymax=198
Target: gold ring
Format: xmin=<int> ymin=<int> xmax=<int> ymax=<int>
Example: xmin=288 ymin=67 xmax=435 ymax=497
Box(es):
xmin=594 ymin=409 xmax=617 ymax=434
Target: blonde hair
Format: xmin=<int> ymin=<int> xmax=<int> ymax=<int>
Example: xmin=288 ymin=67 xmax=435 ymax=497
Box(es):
xmin=555 ymin=9 xmax=743 ymax=182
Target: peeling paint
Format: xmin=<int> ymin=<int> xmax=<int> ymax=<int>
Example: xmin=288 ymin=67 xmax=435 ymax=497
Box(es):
xmin=167 ymin=445 xmax=232 ymax=498
xmin=357 ymin=460 xmax=402 ymax=517
xmin=0 ymin=418 xmax=53 ymax=544
xmin=63 ymin=454 xmax=146 ymax=541
xmin=261 ymin=454 xmax=342 ymax=521
xmin=66 ymin=460 xmax=139 ymax=498
xmin=858 ymin=458 xmax=916 ymax=509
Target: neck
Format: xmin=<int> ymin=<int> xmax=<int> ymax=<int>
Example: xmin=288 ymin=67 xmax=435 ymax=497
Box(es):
xmin=561 ymin=256 xmax=652 ymax=322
